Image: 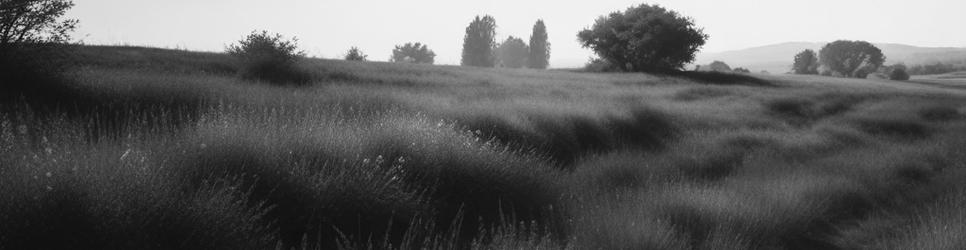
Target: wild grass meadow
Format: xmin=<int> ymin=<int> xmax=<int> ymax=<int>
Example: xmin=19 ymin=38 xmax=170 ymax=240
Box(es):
xmin=2 ymin=46 xmax=966 ymax=249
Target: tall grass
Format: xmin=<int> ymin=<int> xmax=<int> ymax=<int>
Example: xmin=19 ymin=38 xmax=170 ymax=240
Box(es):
xmin=2 ymin=46 xmax=966 ymax=249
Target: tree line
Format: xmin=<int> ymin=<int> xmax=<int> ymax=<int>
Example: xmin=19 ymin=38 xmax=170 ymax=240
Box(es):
xmin=329 ymin=16 xmax=552 ymax=70
xmin=461 ymin=16 xmax=550 ymax=69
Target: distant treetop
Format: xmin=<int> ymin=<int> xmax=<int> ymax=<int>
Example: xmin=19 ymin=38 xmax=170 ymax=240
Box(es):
xmin=497 ymin=36 xmax=528 ymax=68
xmin=390 ymin=42 xmax=435 ymax=64
xmin=461 ymin=15 xmax=497 ymax=67
xmin=345 ymin=47 xmax=368 ymax=61
xmin=528 ymin=20 xmax=550 ymax=69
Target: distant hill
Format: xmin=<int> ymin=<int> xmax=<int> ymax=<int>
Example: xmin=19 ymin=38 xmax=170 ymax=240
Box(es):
xmin=696 ymin=42 xmax=966 ymax=74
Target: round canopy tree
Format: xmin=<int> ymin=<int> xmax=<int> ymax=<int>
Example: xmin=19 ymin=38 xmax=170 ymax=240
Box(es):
xmin=708 ymin=61 xmax=731 ymax=72
xmin=577 ymin=4 xmax=708 ymax=73
xmin=497 ymin=36 xmax=528 ymax=68
xmin=819 ymin=40 xmax=885 ymax=78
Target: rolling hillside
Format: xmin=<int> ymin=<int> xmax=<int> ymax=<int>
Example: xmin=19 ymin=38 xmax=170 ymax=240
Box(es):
xmin=2 ymin=46 xmax=966 ymax=249
xmin=697 ymin=42 xmax=966 ymax=74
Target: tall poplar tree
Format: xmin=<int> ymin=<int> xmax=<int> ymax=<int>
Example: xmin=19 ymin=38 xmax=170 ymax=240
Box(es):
xmin=461 ymin=15 xmax=497 ymax=67
xmin=528 ymin=19 xmax=550 ymax=69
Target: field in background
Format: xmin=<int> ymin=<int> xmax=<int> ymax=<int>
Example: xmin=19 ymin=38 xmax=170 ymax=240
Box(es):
xmin=2 ymin=46 xmax=966 ymax=249
xmin=911 ymin=71 xmax=966 ymax=89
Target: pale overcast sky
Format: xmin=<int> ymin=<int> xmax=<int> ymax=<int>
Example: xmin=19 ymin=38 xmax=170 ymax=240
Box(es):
xmin=72 ymin=0 xmax=965 ymax=68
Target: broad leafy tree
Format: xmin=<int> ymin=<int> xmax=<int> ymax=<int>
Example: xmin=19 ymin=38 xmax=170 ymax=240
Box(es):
xmin=0 ymin=0 xmax=78 ymax=52
xmin=708 ymin=61 xmax=731 ymax=72
xmin=390 ymin=42 xmax=435 ymax=64
xmin=497 ymin=36 xmax=528 ymax=68
xmin=792 ymin=49 xmax=819 ymax=74
xmin=819 ymin=40 xmax=885 ymax=78
xmin=0 ymin=0 xmax=78 ymax=92
xmin=527 ymin=20 xmax=550 ymax=69
xmin=461 ymin=15 xmax=497 ymax=67
xmin=577 ymin=4 xmax=708 ymax=72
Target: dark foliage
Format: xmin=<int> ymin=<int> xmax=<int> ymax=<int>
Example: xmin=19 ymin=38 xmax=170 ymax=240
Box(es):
xmin=0 ymin=0 xmax=78 ymax=52
xmin=819 ymin=40 xmax=885 ymax=78
xmin=0 ymin=0 xmax=78 ymax=103
xmin=226 ymin=30 xmax=309 ymax=85
xmin=793 ymin=49 xmax=820 ymax=74
xmin=461 ymin=15 xmax=498 ymax=67
xmin=889 ymin=64 xmax=910 ymax=81
xmin=344 ymin=46 xmax=368 ymax=61
xmin=577 ymin=4 xmax=708 ymax=73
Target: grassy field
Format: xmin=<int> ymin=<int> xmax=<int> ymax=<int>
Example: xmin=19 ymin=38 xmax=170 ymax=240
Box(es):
xmin=911 ymin=71 xmax=966 ymax=89
xmin=2 ymin=46 xmax=966 ymax=249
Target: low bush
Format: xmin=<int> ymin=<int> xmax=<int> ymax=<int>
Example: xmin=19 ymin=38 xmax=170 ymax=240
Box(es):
xmin=226 ymin=31 xmax=310 ymax=85
xmin=890 ymin=65 xmax=911 ymax=81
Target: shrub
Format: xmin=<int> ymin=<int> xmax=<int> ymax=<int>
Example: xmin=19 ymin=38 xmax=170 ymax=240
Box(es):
xmin=890 ymin=64 xmax=911 ymax=81
xmin=577 ymin=4 xmax=708 ymax=72
xmin=345 ymin=46 xmax=368 ymax=61
xmin=390 ymin=42 xmax=435 ymax=64
xmin=584 ymin=57 xmax=619 ymax=72
xmin=226 ymin=30 xmax=309 ymax=84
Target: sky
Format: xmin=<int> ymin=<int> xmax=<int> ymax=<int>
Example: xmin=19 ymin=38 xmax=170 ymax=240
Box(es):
xmin=71 ymin=0 xmax=966 ymax=68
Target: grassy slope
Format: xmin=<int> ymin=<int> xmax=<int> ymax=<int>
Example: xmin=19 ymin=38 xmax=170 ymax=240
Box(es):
xmin=2 ymin=46 xmax=966 ymax=249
